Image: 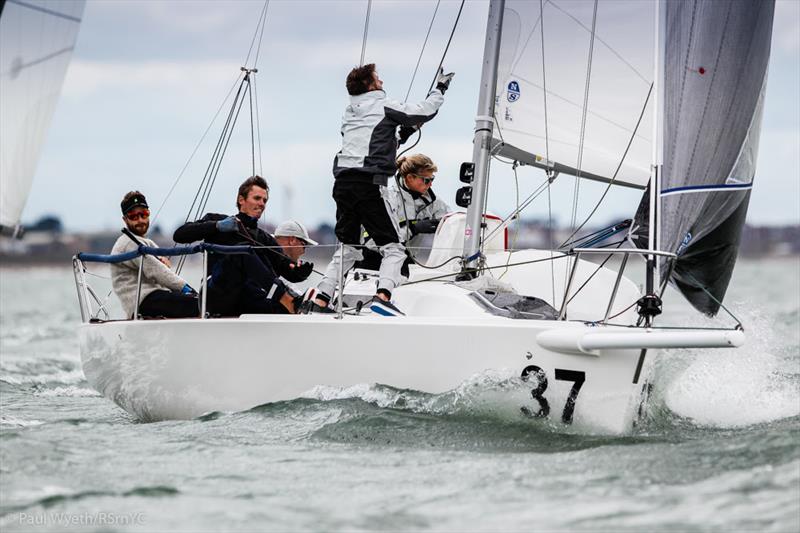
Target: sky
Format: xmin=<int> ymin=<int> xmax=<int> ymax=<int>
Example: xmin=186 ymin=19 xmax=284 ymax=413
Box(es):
xmin=19 ymin=0 xmax=800 ymax=232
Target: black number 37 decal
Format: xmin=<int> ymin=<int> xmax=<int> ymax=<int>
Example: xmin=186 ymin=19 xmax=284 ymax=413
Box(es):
xmin=520 ymin=365 xmax=586 ymax=424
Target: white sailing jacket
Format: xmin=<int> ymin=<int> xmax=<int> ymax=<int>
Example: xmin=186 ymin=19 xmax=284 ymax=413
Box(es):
xmin=333 ymin=89 xmax=445 ymax=185
xmin=365 ymin=182 xmax=450 ymax=251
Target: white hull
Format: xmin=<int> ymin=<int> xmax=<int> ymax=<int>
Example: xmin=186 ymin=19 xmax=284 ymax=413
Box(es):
xmin=77 ymin=250 xmax=742 ymax=434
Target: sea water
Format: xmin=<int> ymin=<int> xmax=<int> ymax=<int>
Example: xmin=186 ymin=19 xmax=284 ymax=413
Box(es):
xmin=0 ymin=258 xmax=798 ymax=532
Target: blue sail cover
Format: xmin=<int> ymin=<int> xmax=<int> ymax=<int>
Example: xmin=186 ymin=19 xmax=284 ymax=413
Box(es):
xmin=634 ymin=0 xmax=775 ymax=315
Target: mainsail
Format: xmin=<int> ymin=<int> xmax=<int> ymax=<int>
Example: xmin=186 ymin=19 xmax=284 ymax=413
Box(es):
xmin=0 ymin=0 xmax=86 ymax=235
xmin=634 ymin=0 xmax=775 ymax=315
xmin=493 ymin=0 xmax=655 ymax=189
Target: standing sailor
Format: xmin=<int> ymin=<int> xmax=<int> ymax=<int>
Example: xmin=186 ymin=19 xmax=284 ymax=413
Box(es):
xmin=311 ymin=63 xmax=454 ymax=315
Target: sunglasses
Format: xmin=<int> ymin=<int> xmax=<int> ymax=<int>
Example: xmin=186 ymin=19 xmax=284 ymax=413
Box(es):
xmin=414 ymin=175 xmax=435 ymax=185
xmin=126 ymin=209 xmax=150 ymax=221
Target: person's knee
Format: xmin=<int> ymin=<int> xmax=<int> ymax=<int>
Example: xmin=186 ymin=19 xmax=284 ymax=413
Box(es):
xmin=379 ymin=242 xmax=405 ymax=260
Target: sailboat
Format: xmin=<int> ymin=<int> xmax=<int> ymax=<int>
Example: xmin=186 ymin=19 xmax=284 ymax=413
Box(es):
xmin=0 ymin=0 xmax=86 ymax=237
xmin=75 ymin=0 xmax=774 ymax=434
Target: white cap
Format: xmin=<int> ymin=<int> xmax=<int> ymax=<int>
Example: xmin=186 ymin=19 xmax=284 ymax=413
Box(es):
xmin=273 ymin=220 xmax=318 ymax=246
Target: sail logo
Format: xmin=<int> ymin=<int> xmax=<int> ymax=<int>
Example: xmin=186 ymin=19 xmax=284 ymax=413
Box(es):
xmin=677 ymin=231 xmax=693 ymax=255
xmin=507 ymin=81 xmax=520 ymax=102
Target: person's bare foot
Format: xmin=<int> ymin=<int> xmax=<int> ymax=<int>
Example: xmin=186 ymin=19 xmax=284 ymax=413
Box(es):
xmin=313 ymin=298 xmax=328 ymax=308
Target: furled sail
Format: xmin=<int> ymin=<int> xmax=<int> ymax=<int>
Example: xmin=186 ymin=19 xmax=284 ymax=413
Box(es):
xmin=633 ymin=0 xmax=775 ymax=315
xmin=493 ymin=0 xmax=655 ymax=189
xmin=0 ymin=0 xmax=86 ymax=236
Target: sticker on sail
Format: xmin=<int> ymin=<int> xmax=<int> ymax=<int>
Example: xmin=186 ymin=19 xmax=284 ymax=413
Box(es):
xmin=507 ymin=81 xmax=520 ymax=102
xmin=677 ymin=231 xmax=693 ymax=255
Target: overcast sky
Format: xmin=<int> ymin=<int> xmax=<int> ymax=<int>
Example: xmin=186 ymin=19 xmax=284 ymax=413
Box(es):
xmin=23 ymin=0 xmax=800 ymax=232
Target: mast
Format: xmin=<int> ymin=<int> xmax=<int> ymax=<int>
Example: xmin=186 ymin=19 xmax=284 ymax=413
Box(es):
xmin=461 ymin=0 xmax=505 ymax=274
xmin=642 ymin=0 xmax=665 ymax=325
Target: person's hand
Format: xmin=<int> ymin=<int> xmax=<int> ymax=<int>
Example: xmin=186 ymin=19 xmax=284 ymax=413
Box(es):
xmin=435 ymin=67 xmax=455 ymax=94
xmin=409 ymin=218 xmax=440 ymax=235
xmin=181 ymin=283 xmax=197 ymax=296
xmin=294 ymin=261 xmax=314 ymax=280
xmin=216 ymin=216 xmax=238 ymax=233
xmin=398 ymin=125 xmax=417 ymax=145
xmin=158 ymin=256 xmax=172 ymax=268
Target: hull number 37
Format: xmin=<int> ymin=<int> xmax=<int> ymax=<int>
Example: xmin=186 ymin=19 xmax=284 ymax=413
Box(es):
xmin=520 ymin=365 xmax=586 ymax=424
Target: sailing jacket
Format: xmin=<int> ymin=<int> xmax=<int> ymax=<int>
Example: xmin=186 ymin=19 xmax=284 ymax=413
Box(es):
xmin=364 ymin=182 xmax=450 ymax=253
xmin=110 ymin=233 xmax=188 ymax=318
xmin=333 ymin=89 xmax=445 ymax=185
xmin=172 ymin=212 xmax=311 ymax=284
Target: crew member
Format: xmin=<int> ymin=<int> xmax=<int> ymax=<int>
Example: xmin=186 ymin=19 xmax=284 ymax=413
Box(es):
xmin=173 ymin=176 xmax=312 ymax=316
xmin=273 ymin=220 xmax=318 ymax=263
xmin=312 ymin=63 xmax=454 ymax=315
xmin=359 ymin=154 xmax=450 ymax=271
xmin=111 ymin=191 xmax=198 ymax=319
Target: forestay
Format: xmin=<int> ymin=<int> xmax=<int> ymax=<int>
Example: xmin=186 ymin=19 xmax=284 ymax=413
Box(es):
xmin=634 ymin=0 xmax=775 ymax=315
xmin=0 ymin=0 xmax=86 ymax=234
xmin=492 ymin=0 xmax=655 ymax=189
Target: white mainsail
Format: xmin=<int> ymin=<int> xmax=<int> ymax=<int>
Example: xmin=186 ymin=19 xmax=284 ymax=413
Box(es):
xmin=0 ymin=0 xmax=86 ymax=234
xmin=492 ymin=0 xmax=655 ymax=189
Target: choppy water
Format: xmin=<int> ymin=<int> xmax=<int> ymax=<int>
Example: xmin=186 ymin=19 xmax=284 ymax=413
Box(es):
xmin=1 ymin=259 xmax=798 ymax=532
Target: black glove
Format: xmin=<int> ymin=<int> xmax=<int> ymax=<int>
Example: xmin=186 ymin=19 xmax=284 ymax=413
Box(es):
xmin=284 ymin=260 xmax=314 ymax=282
xmin=398 ymin=125 xmax=416 ymax=145
xmin=409 ymin=218 xmax=440 ymax=235
xmin=435 ymin=67 xmax=455 ymax=94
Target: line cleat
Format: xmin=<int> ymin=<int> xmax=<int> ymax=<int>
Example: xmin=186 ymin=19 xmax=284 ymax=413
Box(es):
xmin=369 ymin=297 xmax=405 ymax=317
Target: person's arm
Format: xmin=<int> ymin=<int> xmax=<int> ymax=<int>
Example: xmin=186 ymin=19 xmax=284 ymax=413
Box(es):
xmin=173 ymin=214 xmax=224 ymax=243
xmin=383 ymin=90 xmax=445 ymax=128
xmin=141 ymin=250 xmax=188 ymax=292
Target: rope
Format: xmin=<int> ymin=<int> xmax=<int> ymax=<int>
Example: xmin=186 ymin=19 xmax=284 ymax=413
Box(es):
xmin=360 ymin=0 xmax=372 ymax=66
xmin=403 ymin=252 xmax=573 ymax=286
xmin=405 ymin=0 xmax=441 ymax=102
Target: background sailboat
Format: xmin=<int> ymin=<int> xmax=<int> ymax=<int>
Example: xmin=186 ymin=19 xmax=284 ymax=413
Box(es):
xmin=0 ymin=0 xmax=86 ymax=237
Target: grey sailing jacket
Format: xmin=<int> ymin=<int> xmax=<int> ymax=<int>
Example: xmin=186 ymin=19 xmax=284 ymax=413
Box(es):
xmin=332 ymin=89 xmax=445 ymax=185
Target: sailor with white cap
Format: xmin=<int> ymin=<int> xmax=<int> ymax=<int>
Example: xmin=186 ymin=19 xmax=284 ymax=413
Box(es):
xmin=273 ymin=220 xmax=318 ymax=262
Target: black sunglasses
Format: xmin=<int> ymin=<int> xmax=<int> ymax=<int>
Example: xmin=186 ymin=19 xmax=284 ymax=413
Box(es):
xmin=414 ymin=175 xmax=435 ymax=185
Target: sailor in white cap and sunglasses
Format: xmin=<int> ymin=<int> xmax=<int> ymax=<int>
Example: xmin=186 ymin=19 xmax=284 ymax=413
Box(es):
xmin=272 ymin=220 xmax=318 ymax=263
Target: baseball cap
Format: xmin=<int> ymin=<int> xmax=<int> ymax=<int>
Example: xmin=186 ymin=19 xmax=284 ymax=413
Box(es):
xmin=274 ymin=220 xmax=318 ymax=246
xmin=121 ymin=192 xmax=149 ymax=215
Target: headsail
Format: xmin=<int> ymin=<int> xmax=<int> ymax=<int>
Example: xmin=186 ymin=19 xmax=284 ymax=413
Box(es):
xmin=633 ymin=0 xmax=775 ymax=315
xmin=0 ymin=0 xmax=86 ymax=236
xmin=493 ymin=0 xmax=655 ymax=189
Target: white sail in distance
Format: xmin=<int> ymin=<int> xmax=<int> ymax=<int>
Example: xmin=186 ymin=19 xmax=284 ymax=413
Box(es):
xmin=0 ymin=0 xmax=86 ymax=234
xmin=493 ymin=0 xmax=655 ymax=189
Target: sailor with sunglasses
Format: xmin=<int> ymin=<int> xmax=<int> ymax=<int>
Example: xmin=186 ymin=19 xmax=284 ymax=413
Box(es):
xmin=110 ymin=191 xmax=199 ymax=319
xmin=357 ymin=154 xmax=450 ymax=273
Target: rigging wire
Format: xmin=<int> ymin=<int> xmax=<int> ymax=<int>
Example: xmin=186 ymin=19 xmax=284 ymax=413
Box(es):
xmin=151 ymin=72 xmax=245 ymax=226
xmin=557 ymin=82 xmax=653 ymax=248
xmin=539 ymin=0 xmax=557 ymax=307
xmin=360 ymin=0 xmax=372 ymax=66
xmin=404 ymin=0 xmax=441 ymax=103
xmin=243 ymin=0 xmax=270 ymax=68
xmin=397 ymin=0 xmax=466 ymax=161
xmin=566 ymin=0 xmax=598 ymax=291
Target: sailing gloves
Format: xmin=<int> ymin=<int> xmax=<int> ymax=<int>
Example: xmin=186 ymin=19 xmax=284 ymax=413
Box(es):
xmin=398 ymin=125 xmax=417 ymax=145
xmin=284 ymin=261 xmax=314 ymax=283
xmin=409 ymin=218 xmax=440 ymax=235
xmin=435 ymin=67 xmax=455 ymax=94
xmin=216 ymin=216 xmax=238 ymax=233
